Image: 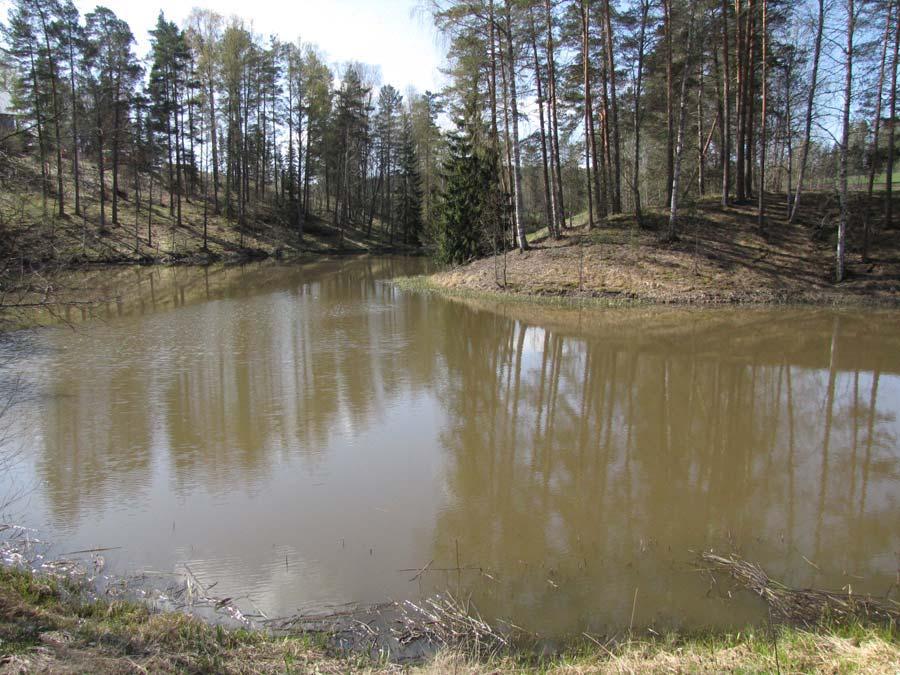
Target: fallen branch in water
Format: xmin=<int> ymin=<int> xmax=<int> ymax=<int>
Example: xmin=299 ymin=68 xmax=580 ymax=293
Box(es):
xmin=700 ymin=552 xmax=900 ymax=627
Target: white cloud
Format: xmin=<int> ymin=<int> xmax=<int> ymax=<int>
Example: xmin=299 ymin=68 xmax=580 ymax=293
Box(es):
xmin=1 ymin=0 xmax=446 ymax=93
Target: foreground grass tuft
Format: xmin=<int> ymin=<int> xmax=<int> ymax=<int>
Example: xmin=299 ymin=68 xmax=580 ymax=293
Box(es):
xmin=0 ymin=566 xmax=354 ymax=673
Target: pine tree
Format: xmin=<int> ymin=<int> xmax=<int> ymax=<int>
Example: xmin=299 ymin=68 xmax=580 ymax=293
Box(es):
xmin=149 ymin=14 xmax=189 ymax=227
xmin=83 ymin=6 xmax=139 ymax=229
xmin=374 ymin=85 xmax=402 ymax=238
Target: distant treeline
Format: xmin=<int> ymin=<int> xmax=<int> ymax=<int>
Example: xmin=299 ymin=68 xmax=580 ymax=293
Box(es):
xmin=1 ymin=2 xmax=437 ymax=247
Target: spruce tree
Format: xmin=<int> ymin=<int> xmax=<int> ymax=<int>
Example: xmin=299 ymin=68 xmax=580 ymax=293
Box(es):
xmin=436 ymin=103 xmax=503 ymax=265
xmin=397 ymin=112 xmax=423 ymax=245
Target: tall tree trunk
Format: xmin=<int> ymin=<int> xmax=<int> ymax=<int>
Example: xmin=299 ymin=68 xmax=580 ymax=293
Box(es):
xmin=713 ymin=46 xmax=725 ymax=196
xmin=721 ymin=0 xmax=732 ymax=206
xmin=698 ymin=52 xmax=706 ymax=196
xmin=209 ymin=66 xmax=219 ymax=214
xmin=174 ymin=75 xmax=183 ymax=228
xmin=790 ymin=0 xmax=824 ymax=223
xmin=147 ymin=168 xmax=153 ymax=246
xmin=96 ymin=97 xmax=105 ymax=229
xmin=667 ymin=8 xmax=696 ymax=240
xmin=67 ymin=24 xmax=81 ymax=216
xmin=758 ymin=0 xmax=768 ymax=227
xmin=274 ymin=82 xmax=280 ymax=204
xmin=598 ymin=62 xmax=612 ymax=216
xmin=489 ymin=0 xmax=502 ymax=176
xmin=36 ymin=6 xmax=64 ymax=217
xmin=28 ymin=47 xmax=48 ymax=217
xmin=203 ymin=122 xmax=208 ymax=250
xmin=387 ymin=124 xmax=393 ymax=241
xmin=498 ymin=10 xmax=515 ymax=219
xmin=632 ymin=0 xmax=649 ymax=221
xmin=580 ymin=0 xmax=595 ymax=228
xmin=784 ymin=35 xmax=794 ymax=216
xmin=836 ymin=0 xmax=854 ymax=283
xmin=530 ymin=12 xmax=553 ymax=235
xmin=744 ymin=0 xmax=757 ymax=200
xmin=304 ymin=131 xmax=312 ymax=218
xmin=261 ymin=68 xmax=268 ymax=196
xmin=188 ymin=77 xmax=197 ymax=197
xmin=133 ymin=112 xmax=141 ymax=252
xmin=735 ymin=0 xmax=746 ymax=201
xmin=862 ymin=0 xmax=893 ymax=259
xmin=112 ymin=81 xmax=120 ymax=225
xmin=545 ymin=0 xmax=566 ymax=232
xmin=165 ymin=75 xmax=175 ymax=217
xmin=664 ymin=0 xmax=674 ymax=207
xmin=601 ymin=0 xmax=621 ymax=212
xmin=287 ymin=72 xmax=295 ymax=219
xmin=297 ymin=78 xmax=305 ymax=237
xmin=242 ymin=70 xmax=250 ymax=226
xmin=886 ymin=2 xmax=900 ymax=230
xmin=504 ymin=0 xmax=529 ymax=251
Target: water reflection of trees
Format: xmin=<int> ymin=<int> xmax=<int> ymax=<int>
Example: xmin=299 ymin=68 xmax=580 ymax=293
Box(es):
xmin=30 ymin=264 xmax=899 ymax=631
xmin=427 ymin=306 xmax=899 ymax=632
xmin=37 ymin=257 xmax=438 ymax=516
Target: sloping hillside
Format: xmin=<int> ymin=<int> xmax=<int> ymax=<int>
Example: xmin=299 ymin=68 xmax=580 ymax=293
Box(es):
xmin=430 ymin=195 xmax=900 ymax=305
xmin=0 ymin=155 xmax=418 ymax=268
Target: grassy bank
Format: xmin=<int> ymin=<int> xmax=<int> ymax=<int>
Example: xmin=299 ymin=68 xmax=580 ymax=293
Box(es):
xmin=417 ymin=195 xmax=900 ymax=307
xmin=1 ymin=565 xmax=897 ymax=673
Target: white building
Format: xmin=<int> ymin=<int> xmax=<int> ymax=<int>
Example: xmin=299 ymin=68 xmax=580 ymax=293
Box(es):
xmin=0 ymin=88 xmax=18 ymax=133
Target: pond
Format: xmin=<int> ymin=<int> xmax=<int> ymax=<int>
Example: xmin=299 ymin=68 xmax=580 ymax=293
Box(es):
xmin=2 ymin=256 xmax=898 ymax=636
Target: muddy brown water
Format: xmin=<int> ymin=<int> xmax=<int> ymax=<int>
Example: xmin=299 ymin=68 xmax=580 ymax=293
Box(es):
xmin=1 ymin=256 xmax=898 ymax=636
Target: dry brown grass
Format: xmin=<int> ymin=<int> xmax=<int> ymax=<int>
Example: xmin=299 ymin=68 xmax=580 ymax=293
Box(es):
xmin=411 ymin=632 xmax=900 ymax=674
xmin=429 ymin=197 xmax=900 ymax=306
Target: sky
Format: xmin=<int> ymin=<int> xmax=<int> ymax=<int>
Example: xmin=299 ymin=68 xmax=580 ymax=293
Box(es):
xmin=1 ymin=0 xmax=447 ymax=95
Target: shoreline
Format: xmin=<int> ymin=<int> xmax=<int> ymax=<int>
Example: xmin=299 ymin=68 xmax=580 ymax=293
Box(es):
xmin=0 ymin=559 xmax=896 ymax=673
xmin=1 ymin=526 xmax=897 ymax=673
xmin=10 ymin=243 xmax=426 ymax=271
xmin=394 ymin=273 xmax=900 ymax=310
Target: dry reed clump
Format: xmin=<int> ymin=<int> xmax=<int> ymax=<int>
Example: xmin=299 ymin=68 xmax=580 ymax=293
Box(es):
xmin=700 ymin=552 xmax=900 ymax=626
xmin=394 ymin=592 xmax=515 ymax=653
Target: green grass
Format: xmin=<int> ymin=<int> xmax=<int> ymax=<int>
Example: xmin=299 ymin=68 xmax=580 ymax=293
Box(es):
xmin=847 ymin=171 xmax=900 ymax=187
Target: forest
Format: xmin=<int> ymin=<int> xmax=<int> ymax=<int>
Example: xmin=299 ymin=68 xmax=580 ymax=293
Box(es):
xmin=0 ymin=0 xmax=898 ymax=287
